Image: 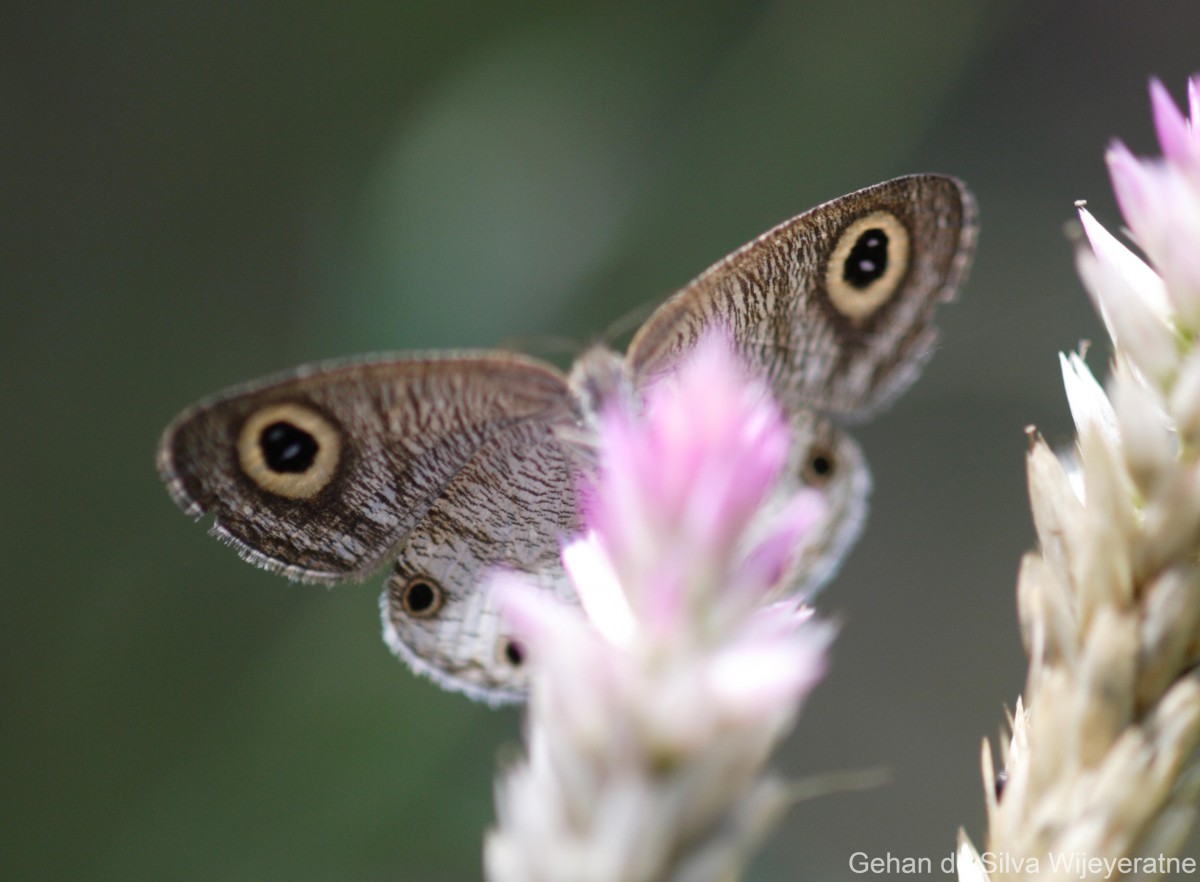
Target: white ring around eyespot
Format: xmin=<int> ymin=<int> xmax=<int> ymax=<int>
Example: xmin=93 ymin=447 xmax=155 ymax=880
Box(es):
xmin=823 ymin=211 xmax=910 ymax=324
xmin=236 ymin=402 xmax=341 ymax=499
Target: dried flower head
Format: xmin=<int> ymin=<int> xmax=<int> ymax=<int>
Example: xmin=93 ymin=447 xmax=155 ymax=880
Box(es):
xmin=962 ymin=75 xmax=1200 ymax=881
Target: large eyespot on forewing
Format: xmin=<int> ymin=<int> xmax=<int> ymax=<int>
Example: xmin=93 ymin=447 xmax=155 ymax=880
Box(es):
xmin=625 ymin=174 xmax=977 ymax=419
xmin=822 ymin=210 xmax=911 ymax=325
xmin=157 ymin=355 xmax=577 ymax=583
xmin=236 ymin=402 xmax=342 ymax=500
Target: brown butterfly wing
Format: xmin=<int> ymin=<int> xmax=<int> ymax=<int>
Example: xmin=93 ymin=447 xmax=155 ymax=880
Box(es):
xmin=158 ymin=354 xmax=578 ymax=584
xmin=626 ymin=175 xmax=977 ymax=419
xmin=380 ymin=416 xmax=580 ymax=704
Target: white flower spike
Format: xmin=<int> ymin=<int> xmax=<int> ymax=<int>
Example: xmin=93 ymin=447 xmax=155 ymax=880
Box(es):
xmin=963 ymin=74 xmax=1200 ymax=882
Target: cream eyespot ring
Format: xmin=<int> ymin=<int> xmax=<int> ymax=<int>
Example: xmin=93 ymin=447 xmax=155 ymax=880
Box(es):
xmin=824 ymin=211 xmax=911 ymax=323
xmin=397 ymin=575 xmax=446 ymax=619
xmin=236 ymin=402 xmax=341 ymax=499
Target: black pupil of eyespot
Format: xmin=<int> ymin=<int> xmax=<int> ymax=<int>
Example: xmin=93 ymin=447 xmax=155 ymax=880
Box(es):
xmin=505 ymin=640 xmax=525 ymax=666
xmin=406 ymin=581 xmax=435 ymax=612
xmin=259 ymin=421 xmax=319 ymax=474
xmin=843 ymin=228 xmax=889 ymax=289
xmin=811 ymin=455 xmax=833 ymax=476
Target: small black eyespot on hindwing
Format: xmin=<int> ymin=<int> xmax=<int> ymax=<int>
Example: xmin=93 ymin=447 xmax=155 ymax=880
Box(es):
xmin=503 ymin=639 xmax=525 ymax=667
xmin=400 ymin=576 xmax=445 ymax=618
xmin=259 ymin=421 xmax=319 ymax=474
xmin=843 ymin=228 xmax=889 ymax=290
xmin=804 ymin=446 xmax=837 ymax=485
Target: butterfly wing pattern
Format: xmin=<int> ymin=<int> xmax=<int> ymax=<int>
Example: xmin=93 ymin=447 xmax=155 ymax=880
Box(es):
xmin=159 ymin=175 xmax=976 ymax=703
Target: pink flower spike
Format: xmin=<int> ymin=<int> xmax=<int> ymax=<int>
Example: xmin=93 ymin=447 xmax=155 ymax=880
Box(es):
xmin=644 ymin=335 xmax=788 ymax=537
xmin=488 ymin=326 xmax=835 ymax=880
xmin=1105 ymin=141 xmax=1200 ymax=330
xmin=1150 ymin=78 xmax=1194 ymax=166
xmin=590 ymin=329 xmax=792 ymax=611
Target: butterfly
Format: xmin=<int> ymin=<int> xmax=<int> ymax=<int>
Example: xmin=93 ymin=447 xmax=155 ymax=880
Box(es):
xmin=158 ymin=175 xmax=977 ymax=704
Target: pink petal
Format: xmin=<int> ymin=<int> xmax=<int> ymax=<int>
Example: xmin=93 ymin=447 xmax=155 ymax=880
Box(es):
xmin=707 ymin=618 xmax=833 ymax=718
xmin=1151 ymin=78 xmax=1192 ymax=166
xmin=1107 ymin=140 xmax=1155 ymax=235
xmin=1105 ymin=145 xmax=1200 ymax=326
xmin=493 ymin=573 xmax=627 ymax=736
xmin=561 ymin=534 xmax=636 ymax=647
xmin=493 ymin=574 xmax=586 ymax=656
xmin=738 ymin=490 xmax=827 ymax=596
xmin=588 ymin=328 xmax=794 ymax=615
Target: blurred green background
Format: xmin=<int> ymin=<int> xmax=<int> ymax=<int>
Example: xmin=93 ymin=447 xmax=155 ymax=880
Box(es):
xmin=5 ymin=2 xmax=1200 ymax=879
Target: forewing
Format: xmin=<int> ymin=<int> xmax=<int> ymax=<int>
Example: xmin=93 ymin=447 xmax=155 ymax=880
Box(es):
xmin=157 ymin=354 xmax=577 ymax=583
xmin=626 ymin=175 xmax=977 ymax=419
